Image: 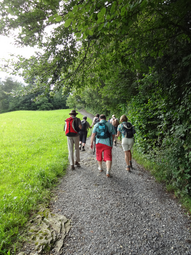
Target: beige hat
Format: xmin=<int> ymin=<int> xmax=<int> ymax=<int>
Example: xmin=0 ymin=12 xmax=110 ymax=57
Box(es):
xmin=112 ymin=115 xmax=115 ymax=118
xmin=69 ymin=110 xmax=78 ymax=115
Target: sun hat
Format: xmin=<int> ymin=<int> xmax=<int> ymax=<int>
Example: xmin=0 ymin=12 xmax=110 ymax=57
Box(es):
xmin=112 ymin=115 xmax=115 ymax=118
xmin=69 ymin=110 xmax=78 ymax=115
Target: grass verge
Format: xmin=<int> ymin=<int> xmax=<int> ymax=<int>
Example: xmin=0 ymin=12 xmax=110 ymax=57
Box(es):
xmin=0 ymin=109 xmax=86 ymax=254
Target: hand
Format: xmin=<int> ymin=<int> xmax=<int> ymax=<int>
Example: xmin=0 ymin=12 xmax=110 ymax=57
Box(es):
xmin=90 ymin=143 xmax=93 ymax=149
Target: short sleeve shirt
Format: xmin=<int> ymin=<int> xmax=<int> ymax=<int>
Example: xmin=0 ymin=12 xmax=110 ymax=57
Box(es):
xmin=92 ymin=119 xmax=116 ymax=147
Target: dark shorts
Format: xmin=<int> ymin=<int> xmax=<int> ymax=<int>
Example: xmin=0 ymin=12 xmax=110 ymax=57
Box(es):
xmin=79 ymin=131 xmax=88 ymax=143
xmin=114 ymin=126 xmax=117 ymax=134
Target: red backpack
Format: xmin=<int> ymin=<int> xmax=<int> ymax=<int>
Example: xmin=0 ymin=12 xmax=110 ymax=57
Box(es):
xmin=65 ymin=117 xmax=78 ymax=136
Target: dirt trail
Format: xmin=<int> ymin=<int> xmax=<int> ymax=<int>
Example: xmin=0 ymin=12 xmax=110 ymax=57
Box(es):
xmin=19 ymin=110 xmax=191 ymax=255
xmin=49 ymin=109 xmax=191 ymax=255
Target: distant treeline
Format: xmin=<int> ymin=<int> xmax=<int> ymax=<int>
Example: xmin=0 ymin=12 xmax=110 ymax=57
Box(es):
xmin=0 ymin=77 xmax=68 ymax=113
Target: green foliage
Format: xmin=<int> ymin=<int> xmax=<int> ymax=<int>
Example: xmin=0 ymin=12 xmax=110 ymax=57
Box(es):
xmin=1 ymin=0 xmax=191 ymax=217
xmin=0 ymin=77 xmax=69 ymax=113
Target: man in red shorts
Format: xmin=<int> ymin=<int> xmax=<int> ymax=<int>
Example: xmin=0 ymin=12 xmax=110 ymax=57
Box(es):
xmin=90 ymin=114 xmax=115 ymax=177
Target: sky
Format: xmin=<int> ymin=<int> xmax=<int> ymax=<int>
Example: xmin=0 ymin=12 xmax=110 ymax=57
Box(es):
xmin=0 ymin=35 xmax=36 ymax=83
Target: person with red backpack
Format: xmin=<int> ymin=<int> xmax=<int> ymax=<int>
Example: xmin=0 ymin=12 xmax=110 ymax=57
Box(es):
xmin=64 ymin=110 xmax=82 ymax=170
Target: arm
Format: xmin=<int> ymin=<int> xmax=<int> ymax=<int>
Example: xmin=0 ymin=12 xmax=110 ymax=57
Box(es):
xmin=90 ymin=133 xmax=96 ymax=149
xmin=90 ymin=117 xmax=95 ymax=128
xmin=116 ymin=131 xmax=120 ymax=137
xmin=87 ymin=122 xmax=92 ymax=129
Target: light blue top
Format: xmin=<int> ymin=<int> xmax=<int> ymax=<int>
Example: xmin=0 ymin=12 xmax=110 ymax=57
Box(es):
xmin=92 ymin=119 xmax=115 ymax=147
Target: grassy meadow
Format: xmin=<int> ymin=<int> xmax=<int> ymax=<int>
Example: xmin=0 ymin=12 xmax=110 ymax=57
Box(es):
xmin=0 ymin=109 xmax=91 ymax=254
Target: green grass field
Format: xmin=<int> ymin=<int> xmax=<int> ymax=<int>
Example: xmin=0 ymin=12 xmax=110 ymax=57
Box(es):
xmin=0 ymin=109 xmax=91 ymax=254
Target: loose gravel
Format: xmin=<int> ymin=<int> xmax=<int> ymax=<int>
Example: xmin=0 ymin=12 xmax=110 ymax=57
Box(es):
xmin=49 ymin=110 xmax=191 ymax=255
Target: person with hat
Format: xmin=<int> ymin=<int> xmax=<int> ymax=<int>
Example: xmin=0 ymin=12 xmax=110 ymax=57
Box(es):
xmin=64 ymin=110 xmax=82 ymax=170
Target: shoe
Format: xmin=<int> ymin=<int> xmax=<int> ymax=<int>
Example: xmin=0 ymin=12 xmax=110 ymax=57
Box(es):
xmin=106 ymin=171 xmax=110 ymax=177
xmin=71 ymin=165 xmax=75 ymax=170
xmin=126 ymin=166 xmax=131 ymax=172
xmin=79 ymin=146 xmax=81 ymax=150
xmin=75 ymin=161 xmax=81 ymax=167
xmin=98 ymin=167 xmax=103 ymax=172
xmin=82 ymin=148 xmax=85 ymax=151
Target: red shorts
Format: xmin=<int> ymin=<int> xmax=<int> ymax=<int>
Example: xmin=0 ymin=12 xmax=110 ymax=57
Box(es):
xmin=96 ymin=143 xmax=112 ymax=161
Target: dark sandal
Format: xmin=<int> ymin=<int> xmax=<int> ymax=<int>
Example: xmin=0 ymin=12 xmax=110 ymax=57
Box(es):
xmin=126 ymin=165 xmax=131 ymax=172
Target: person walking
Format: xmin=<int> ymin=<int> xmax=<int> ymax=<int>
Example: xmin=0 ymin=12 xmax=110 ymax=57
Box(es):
xmin=110 ymin=115 xmax=119 ymax=146
xmin=90 ymin=114 xmax=115 ymax=177
xmin=64 ymin=110 xmax=82 ymax=170
xmin=79 ymin=116 xmax=92 ymax=151
xmin=116 ymin=115 xmax=135 ymax=172
xmin=91 ymin=113 xmax=100 ymax=154
xmin=91 ymin=113 xmax=100 ymax=127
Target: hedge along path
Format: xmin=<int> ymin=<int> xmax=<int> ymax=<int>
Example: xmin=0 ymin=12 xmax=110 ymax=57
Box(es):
xmin=52 ymin=110 xmax=191 ymax=254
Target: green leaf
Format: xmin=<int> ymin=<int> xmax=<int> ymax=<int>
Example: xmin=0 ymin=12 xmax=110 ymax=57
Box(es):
xmin=55 ymin=15 xmax=62 ymax=22
xmin=88 ymin=29 xmax=94 ymax=36
xmin=111 ymin=1 xmax=117 ymax=14
xmin=64 ymin=19 xmax=72 ymax=28
xmin=48 ymin=16 xmax=54 ymax=22
xmin=68 ymin=11 xmax=74 ymax=18
xmin=121 ymin=6 xmax=126 ymax=16
xmin=73 ymin=6 xmax=78 ymax=12
xmin=98 ymin=7 xmax=106 ymax=19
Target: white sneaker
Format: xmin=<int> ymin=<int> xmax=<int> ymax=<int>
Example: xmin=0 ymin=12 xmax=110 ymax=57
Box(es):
xmin=106 ymin=171 xmax=111 ymax=177
xmin=98 ymin=167 xmax=103 ymax=172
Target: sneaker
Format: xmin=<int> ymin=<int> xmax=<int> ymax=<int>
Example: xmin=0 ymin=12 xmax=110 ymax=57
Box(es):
xmin=75 ymin=161 xmax=81 ymax=167
xmin=71 ymin=165 xmax=75 ymax=170
xmin=98 ymin=167 xmax=103 ymax=172
xmin=106 ymin=171 xmax=110 ymax=177
xmin=82 ymin=148 xmax=85 ymax=151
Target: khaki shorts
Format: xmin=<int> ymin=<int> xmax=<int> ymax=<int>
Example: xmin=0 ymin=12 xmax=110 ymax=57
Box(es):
xmin=122 ymin=138 xmax=134 ymax=151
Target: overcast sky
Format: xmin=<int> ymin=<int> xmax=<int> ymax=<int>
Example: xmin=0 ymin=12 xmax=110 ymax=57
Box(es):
xmin=0 ymin=35 xmax=36 ymax=83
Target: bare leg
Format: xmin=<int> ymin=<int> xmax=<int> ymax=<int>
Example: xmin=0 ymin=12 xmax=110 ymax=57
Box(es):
xmin=106 ymin=161 xmax=112 ymax=176
xmin=98 ymin=161 xmax=102 ymax=171
xmin=125 ymin=150 xmax=131 ymax=171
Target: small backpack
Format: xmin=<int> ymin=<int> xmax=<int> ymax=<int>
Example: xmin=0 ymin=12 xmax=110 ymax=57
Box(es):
xmin=80 ymin=120 xmax=87 ymax=132
xmin=65 ymin=117 xmax=78 ymax=136
xmin=94 ymin=117 xmax=99 ymax=125
xmin=96 ymin=122 xmax=110 ymax=139
xmin=122 ymin=122 xmax=135 ymax=138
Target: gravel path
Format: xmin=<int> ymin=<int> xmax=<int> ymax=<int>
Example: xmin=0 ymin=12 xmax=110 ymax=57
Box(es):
xmin=50 ymin=110 xmax=191 ymax=255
